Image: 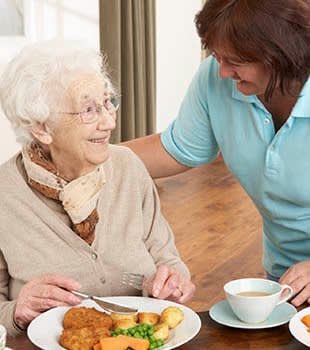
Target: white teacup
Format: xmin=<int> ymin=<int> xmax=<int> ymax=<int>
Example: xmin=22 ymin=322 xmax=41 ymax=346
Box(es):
xmin=224 ymin=278 xmax=294 ymax=323
xmin=0 ymin=325 xmax=6 ymax=350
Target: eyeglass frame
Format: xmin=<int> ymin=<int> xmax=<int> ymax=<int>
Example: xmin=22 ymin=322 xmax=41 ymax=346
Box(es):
xmin=54 ymin=95 xmax=121 ymax=124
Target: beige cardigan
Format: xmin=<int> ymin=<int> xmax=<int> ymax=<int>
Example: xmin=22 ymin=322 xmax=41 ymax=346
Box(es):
xmin=0 ymin=145 xmax=189 ymax=335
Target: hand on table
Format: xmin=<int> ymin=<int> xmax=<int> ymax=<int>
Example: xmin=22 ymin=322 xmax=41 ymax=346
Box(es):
xmin=14 ymin=273 xmax=81 ymax=330
xmin=143 ymin=265 xmax=196 ymax=304
xmin=279 ymin=261 xmax=310 ymax=307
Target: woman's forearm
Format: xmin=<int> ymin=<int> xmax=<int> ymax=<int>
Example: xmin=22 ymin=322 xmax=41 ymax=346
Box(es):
xmin=122 ymin=133 xmax=190 ymax=179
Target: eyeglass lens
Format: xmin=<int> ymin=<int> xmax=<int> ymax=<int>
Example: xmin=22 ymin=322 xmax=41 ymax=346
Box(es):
xmin=80 ymin=95 xmax=120 ymax=124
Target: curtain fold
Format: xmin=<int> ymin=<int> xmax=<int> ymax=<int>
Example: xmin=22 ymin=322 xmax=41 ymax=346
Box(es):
xmin=99 ymin=0 xmax=156 ymax=143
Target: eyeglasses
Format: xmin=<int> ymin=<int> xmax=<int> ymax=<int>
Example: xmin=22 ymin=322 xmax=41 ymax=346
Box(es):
xmin=56 ymin=95 xmax=120 ymax=124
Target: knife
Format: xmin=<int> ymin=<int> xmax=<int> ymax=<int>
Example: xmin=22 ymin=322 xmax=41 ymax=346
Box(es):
xmin=72 ymin=290 xmax=138 ymax=314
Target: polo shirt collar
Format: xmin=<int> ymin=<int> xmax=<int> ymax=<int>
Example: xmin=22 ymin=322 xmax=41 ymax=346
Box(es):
xmin=231 ymin=83 xmax=266 ymax=113
xmin=291 ymin=76 xmax=310 ymax=118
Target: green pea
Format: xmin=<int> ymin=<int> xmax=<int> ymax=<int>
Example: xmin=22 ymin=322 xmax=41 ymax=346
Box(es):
xmin=159 ymin=339 xmax=165 ymax=346
xmin=156 ymin=339 xmax=162 ymax=346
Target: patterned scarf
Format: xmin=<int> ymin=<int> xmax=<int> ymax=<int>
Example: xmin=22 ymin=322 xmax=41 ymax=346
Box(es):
xmin=22 ymin=142 xmax=106 ymax=244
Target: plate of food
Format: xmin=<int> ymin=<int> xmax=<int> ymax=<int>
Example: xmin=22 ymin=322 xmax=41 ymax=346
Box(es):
xmin=27 ymin=296 xmax=201 ymax=350
xmin=289 ymin=306 xmax=310 ymax=347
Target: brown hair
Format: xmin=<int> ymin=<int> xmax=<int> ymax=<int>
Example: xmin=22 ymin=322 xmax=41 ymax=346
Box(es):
xmin=195 ymin=0 xmax=310 ymax=100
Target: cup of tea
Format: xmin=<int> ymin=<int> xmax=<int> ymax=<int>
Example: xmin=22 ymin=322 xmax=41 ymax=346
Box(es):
xmin=0 ymin=325 xmax=6 ymax=350
xmin=224 ymin=278 xmax=294 ymax=323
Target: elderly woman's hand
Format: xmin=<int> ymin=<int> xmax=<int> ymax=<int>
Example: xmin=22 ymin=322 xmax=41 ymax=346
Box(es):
xmin=143 ymin=265 xmax=195 ymax=304
xmin=279 ymin=261 xmax=310 ymax=307
xmin=14 ymin=273 xmax=81 ymax=330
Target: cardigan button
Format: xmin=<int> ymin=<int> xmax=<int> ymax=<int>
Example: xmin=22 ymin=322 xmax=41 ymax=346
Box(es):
xmin=91 ymin=252 xmax=98 ymax=260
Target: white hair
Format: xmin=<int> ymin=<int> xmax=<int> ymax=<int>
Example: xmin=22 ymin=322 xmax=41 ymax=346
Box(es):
xmin=0 ymin=39 xmax=114 ymax=145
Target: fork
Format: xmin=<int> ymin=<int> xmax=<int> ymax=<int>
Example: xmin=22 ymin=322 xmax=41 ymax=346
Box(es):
xmin=121 ymin=272 xmax=144 ymax=291
xmin=71 ymin=290 xmax=138 ymax=314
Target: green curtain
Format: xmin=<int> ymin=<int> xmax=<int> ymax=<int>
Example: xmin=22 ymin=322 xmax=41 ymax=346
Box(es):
xmin=99 ymin=0 xmax=156 ymax=143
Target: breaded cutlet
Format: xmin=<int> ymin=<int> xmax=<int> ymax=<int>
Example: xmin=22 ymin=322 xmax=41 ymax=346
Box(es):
xmin=63 ymin=307 xmax=112 ymax=330
xmin=59 ymin=326 xmax=111 ymax=350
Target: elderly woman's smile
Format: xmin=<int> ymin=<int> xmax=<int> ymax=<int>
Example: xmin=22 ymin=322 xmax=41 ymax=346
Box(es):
xmin=88 ymin=137 xmax=109 ymax=144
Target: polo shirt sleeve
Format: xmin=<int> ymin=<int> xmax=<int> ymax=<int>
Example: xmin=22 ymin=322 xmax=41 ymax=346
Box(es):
xmin=161 ymin=58 xmax=219 ymax=167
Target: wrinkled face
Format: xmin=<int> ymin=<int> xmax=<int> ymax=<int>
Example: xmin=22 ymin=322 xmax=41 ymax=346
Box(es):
xmin=46 ymin=72 xmax=117 ymax=178
xmin=212 ymin=47 xmax=271 ymax=97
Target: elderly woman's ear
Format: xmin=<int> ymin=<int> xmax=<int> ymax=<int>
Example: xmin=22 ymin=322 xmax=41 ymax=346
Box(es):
xmin=31 ymin=123 xmax=53 ymax=145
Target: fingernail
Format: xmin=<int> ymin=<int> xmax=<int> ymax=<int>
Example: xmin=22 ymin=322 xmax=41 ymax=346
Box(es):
xmin=71 ymin=296 xmax=81 ymax=304
xmin=73 ymin=283 xmax=81 ymax=290
xmin=153 ymin=288 xmax=160 ymax=297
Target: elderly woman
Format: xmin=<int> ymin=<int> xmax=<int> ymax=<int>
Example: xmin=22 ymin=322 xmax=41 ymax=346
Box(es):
xmin=0 ymin=40 xmax=195 ymax=335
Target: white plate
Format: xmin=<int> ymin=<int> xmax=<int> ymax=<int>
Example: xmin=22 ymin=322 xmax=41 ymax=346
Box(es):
xmin=289 ymin=306 xmax=310 ymax=347
xmin=210 ymin=300 xmax=297 ymax=329
xmin=27 ymin=296 xmax=201 ymax=350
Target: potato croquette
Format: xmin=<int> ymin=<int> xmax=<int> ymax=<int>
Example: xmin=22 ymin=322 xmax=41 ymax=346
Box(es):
xmin=153 ymin=323 xmax=169 ymax=340
xmin=138 ymin=312 xmax=160 ymax=325
xmin=113 ymin=318 xmax=137 ymax=330
xmin=63 ymin=307 xmax=112 ymax=330
xmin=160 ymin=306 xmax=184 ymax=329
xmin=59 ymin=326 xmax=111 ymax=350
xmin=110 ymin=312 xmax=138 ymax=323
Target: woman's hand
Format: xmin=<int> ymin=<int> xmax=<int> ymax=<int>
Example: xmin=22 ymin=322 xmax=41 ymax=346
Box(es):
xmin=279 ymin=261 xmax=310 ymax=306
xmin=143 ymin=265 xmax=196 ymax=304
xmin=14 ymin=273 xmax=81 ymax=330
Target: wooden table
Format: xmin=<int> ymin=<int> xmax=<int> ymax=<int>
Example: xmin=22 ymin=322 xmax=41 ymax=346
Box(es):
xmin=7 ymin=310 xmax=305 ymax=349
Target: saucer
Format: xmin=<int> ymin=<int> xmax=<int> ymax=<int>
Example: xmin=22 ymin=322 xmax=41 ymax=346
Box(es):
xmin=209 ymin=300 xmax=297 ymax=329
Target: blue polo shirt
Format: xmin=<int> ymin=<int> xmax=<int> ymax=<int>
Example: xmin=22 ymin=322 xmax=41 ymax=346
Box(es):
xmin=161 ymin=56 xmax=310 ymax=278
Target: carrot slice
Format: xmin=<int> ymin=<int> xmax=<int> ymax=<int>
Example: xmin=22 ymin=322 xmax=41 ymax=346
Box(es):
xmin=301 ymin=315 xmax=310 ymax=328
xmin=100 ymin=335 xmax=149 ymax=350
xmin=93 ymin=343 xmax=102 ymax=350
xmin=128 ymin=336 xmax=150 ymax=350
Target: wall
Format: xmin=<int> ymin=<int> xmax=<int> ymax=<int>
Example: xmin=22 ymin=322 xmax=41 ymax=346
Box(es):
xmin=0 ymin=0 xmax=201 ymax=164
xmin=0 ymin=0 xmax=99 ymax=164
xmin=156 ymin=0 xmax=201 ymax=131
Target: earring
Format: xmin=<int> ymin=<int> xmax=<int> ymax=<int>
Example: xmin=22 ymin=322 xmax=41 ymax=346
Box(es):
xmin=43 ymin=134 xmax=53 ymax=144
